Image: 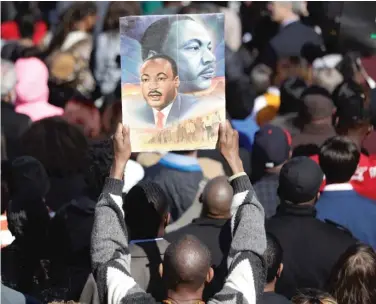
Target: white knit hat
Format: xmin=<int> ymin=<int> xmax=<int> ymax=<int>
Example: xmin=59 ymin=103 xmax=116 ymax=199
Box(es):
xmin=1 ymin=59 xmax=17 ymax=98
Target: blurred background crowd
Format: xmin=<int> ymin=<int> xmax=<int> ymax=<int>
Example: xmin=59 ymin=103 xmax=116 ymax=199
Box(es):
xmin=1 ymin=1 xmax=376 ymax=304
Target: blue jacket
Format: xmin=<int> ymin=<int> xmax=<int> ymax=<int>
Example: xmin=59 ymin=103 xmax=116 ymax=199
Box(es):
xmin=316 ymin=185 xmax=376 ymax=248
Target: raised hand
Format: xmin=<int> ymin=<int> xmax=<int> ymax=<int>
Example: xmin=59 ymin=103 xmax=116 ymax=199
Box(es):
xmin=217 ymin=120 xmax=244 ymax=175
xmin=110 ymin=123 xmax=131 ymax=180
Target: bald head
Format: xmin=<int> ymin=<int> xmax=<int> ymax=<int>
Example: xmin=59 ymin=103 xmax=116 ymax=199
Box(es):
xmin=163 ymin=235 xmax=212 ymax=291
xmin=201 ymin=176 xmax=233 ymax=218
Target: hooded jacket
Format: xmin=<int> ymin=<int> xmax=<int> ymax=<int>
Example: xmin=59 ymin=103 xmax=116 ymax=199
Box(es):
xmin=14 ymin=58 xmax=63 ymax=122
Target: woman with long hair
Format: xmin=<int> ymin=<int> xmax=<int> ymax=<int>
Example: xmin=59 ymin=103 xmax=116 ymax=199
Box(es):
xmin=328 ymin=244 xmax=376 ymax=304
xmin=47 ymin=2 xmax=97 ymax=55
xmin=292 ymin=289 xmax=337 ymax=304
xmin=46 ymin=2 xmax=97 ymax=97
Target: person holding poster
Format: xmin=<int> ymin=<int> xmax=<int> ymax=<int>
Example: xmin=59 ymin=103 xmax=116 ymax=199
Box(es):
xmin=120 ymin=14 xmax=225 ymax=152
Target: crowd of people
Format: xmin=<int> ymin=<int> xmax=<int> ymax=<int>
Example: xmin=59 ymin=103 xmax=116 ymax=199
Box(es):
xmin=1 ymin=1 xmax=376 ymax=304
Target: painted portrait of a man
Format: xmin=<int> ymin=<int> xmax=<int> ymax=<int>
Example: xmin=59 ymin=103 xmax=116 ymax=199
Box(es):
xmin=137 ymin=54 xmax=196 ymax=128
xmin=120 ymin=13 xmax=225 ymax=152
xmin=140 ymin=16 xmax=216 ymax=93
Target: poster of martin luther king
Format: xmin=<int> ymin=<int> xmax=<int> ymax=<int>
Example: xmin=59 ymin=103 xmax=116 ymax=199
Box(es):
xmin=120 ymin=14 xmax=225 ymax=152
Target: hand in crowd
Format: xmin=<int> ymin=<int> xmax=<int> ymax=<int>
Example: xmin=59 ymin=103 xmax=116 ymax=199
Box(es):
xmin=110 ymin=123 xmax=131 ymax=180
xmin=217 ymin=120 xmax=244 ymax=175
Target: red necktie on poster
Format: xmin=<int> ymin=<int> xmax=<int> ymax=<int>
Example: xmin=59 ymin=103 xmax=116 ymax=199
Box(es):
xmin=156 ymin=111 xmax=164 ymax=129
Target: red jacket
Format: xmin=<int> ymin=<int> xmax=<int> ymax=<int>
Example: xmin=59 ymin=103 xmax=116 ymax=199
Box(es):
xmin=1 ymin=20 xmax=47 ymax=45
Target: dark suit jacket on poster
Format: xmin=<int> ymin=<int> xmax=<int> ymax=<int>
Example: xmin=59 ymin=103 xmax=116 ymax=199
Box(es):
xmin=137 ymin=93 xmax=197 ymax=127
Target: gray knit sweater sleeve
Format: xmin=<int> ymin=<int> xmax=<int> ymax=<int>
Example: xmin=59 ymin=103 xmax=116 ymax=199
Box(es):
xmin=91 ymin=175 xmax=266 ymax=304
xmin=91 ymin=178 xmax=155 ymax=304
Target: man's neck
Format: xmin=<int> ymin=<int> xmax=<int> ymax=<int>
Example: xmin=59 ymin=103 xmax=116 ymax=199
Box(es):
xmin=264 ymin=282 xmax=276 ymax=293
xmin=167 ymin=288 xmax=203 ymax=303
xmin=281 ymin=14 xmax=299 ymax=27
xmin=345 ymin=133 xmax=364 ymax=151
xmin=201 ymin=212 xmax=231 ymax=220
xmin=265 ymin=165 xmax=283 ymax=175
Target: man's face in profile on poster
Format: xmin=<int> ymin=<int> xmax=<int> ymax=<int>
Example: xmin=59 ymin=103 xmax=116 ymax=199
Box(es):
xmin=140 ymin=58 xmax=180 ymax=111
xmin=161 ymin=19 xmax=216 ymax=93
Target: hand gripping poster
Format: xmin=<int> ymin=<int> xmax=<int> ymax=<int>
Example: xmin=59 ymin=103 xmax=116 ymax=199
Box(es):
xmin=120 ymin=14 xmax=226 ymax=152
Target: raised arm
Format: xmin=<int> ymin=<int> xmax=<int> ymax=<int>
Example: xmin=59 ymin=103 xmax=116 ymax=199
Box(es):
xmin=91 ymin=124 xmax=154 ymax=304
xmin=209 ymin=121 xmax=266 ymax=304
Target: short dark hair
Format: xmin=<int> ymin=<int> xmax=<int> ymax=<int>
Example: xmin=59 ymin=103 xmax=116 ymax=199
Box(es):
xmin=163 ymin=235 xmax=211 ymax=291
xmin=328 ymin=244 xmax=376 ymax=304
xmin=124 ymin=181 xmax=168 ymax=240
xmin=20 ymin=117 xmax=88 ymax=178
xmin=140 ymin=16 xmax=194 ymax=61
xmin=264 ymin=233 xmax=283 ymax=283
xmin=84 ymin=139 xmax=114 ymax=200
xmin=15 ymin=12 xmax=36 ymax=39
xmin=143 ymin=54 xmax=178 ymax=78
xmin=319 ymin=136 xmax=360 ymax=183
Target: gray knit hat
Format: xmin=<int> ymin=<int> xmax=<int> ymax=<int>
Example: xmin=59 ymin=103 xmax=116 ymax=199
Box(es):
xmin=1 ymin=59 xmax=17 ymax=98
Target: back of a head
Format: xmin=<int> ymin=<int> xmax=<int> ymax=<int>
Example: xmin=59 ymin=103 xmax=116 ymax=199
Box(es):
xmin=292 ymin=288 xmax=338 ymax=304
xmin=103 ymin=1 xmax=140 ymax=32
xmin=251 ymin=124 xmax=291 ymax=178
xmin=15 ymin=57 xmax=49 ymax=105
xmin=289 ymin=1 xmax=308 ymax=16
xmin=250 ymin=64 xmax=273 ymax=95
xmin=20 ymin=117 xmax=88 ymax=178
xmin=84 ymin=139 xmax=114 ymax=200
xmin=319 ymin=136 xmax=360 ymax=184
xmin=48 ymin=1 xmax=97 ymax=52
xmin=299 ymin=86 xmax=335 ymax=123
xmin=7 ymin=156 xmax=50 ymax=242
xmin=201 ymin=176 xmax=233 ymax=218
xmin=278 ymin=157 xmax=323 ymax=204
xmin=163 ymin=234 xmax=211 ymax=292
xmin=124 ymin=181 xmax=168 ymax=240
xmin=328 ymin=244 xmax=376 ymax=304
xmin=264 ymin=233 xmax=283 ymax=284
xmin=15 ymin=12 xmax=36 ymax=39
xmin=332 ymin=80 xmax=371 ymax=134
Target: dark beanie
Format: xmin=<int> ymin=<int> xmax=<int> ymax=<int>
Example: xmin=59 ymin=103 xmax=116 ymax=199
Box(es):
xmin=278 ymin=157 xmax=323 ymax=204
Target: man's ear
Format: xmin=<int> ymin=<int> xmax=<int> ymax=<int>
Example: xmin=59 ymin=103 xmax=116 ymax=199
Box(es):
xmin=159 ymin=263 xmax=163 ymax=278
xmin=164 ymin=213 xmax=171 ymax=227
xmin=174 ymin=76 xmax=180 ymax=88
xmin=206 ymin=267 xmax=214 ymax=284
xmin=334 ymin=115 xmax=339 ymax=128
xmin=314 ymin=192 xmax=321 ymax=204
xmin=276 ymin=263 xmax=283 ymax=278
xmin=147 ymin=50 xmax=158 ymax=58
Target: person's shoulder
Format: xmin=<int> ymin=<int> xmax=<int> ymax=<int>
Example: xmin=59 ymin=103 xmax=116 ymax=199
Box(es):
xmin=316 ymin=217 xmax=356 ymax=241
xmin=260 ymin=291 xmax=291 ymax=304
xmin=130 ymin=239 xmax=170 ymax=257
